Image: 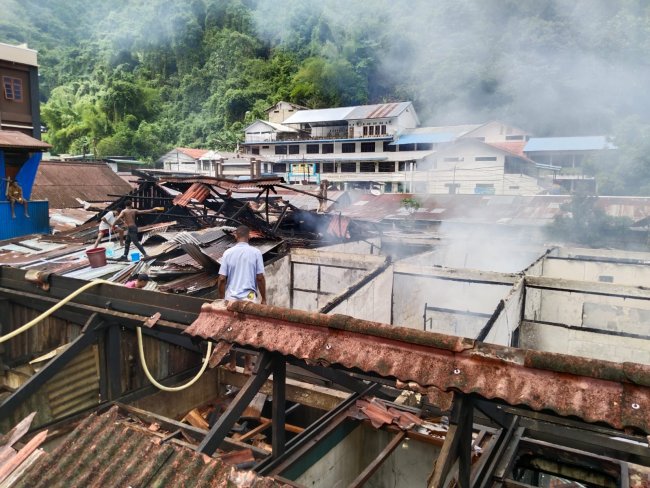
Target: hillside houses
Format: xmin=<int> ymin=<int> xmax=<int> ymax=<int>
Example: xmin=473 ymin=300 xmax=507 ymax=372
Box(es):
xmin=241 ymin=102 xmax=614 ymax=196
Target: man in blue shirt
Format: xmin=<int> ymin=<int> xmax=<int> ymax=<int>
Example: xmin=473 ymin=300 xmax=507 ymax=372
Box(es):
xmin=218 ymin=226 xmax=267 ymax=304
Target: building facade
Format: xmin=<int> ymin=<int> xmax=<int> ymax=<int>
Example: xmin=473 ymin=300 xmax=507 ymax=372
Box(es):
xmin=0 ymin=42 xmax=40 ymax=138
xmin=242 ymin=103 xmax=544 ymax=195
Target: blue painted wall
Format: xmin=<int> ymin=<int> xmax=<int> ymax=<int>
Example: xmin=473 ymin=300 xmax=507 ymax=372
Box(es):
xmin=0 ymin=200 xmax=50 ymax=240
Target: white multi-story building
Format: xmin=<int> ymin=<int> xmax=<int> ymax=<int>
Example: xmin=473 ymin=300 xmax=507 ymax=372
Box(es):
xmin=242 ymin=102 xmax=545 ymax=194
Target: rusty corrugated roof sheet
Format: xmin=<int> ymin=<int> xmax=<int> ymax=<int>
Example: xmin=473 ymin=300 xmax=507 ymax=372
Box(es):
xmin=177 ymin=147 xmax=209 ymax=159
xmin=340 ymin=193 xmax=650 ymax=225
xmin=0 ymin=131 xmax=51 ymax=150
xmin=14 ymin=406 xmax=287 ymax=488
xmin=172 ymin=182 xmax=212 ymax=207
xmin=185 ymin=301 xmax=650 ymax=433
xmin=32 ymin=161 xmax=133 ymax=209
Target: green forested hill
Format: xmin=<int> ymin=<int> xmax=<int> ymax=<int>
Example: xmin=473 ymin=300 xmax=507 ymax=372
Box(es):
xmin=3 ymin=0 xmax=650 ymax=194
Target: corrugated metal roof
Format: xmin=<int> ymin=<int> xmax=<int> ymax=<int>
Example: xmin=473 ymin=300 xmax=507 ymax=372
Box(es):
xmin=487 ymin=141 xmax=528 ymax=157
xmin=14 ymin=407 xmax=286 ymax=488
xmin=244 ymin=120 xmax=299 ymax=133
xmin=186 ymin=301 xmax=650 ymax=433
xmin=0 ymin=131 xmax=51 ymax=150
xmin=390 ymin=132 xmax=455 ymax=145
xmin=524 ymin=136 xmax=615 ymax=152
xmin=339 ymin=193 xmax=650 ymax=225
xmin=345 ymin=102 xmax=412 ymax=120
xmin=172 ymin=182 xmax=212 ymax=207
xmin=283 ymin=102 xmax=414 ymax=125
xmin=32 ymin=161 xmax=132 ymax=209
xmin=282 ymin=106 xmax=356 ymax=124
xmin=176 ymin=147 xmax=209 ymax=159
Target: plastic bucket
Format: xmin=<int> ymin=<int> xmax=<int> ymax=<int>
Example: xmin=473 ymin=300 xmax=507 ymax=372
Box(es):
xmin=86 ymin=248 xmax=107 ymax=268
xmin=130 ymin=252 xmax=141 ymax=262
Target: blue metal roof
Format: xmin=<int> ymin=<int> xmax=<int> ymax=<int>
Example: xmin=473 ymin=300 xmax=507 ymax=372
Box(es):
xmin=524 ymin=136 xmax=615 ymax=152
xmin=389 ymin=132 xmax=455 ymax=145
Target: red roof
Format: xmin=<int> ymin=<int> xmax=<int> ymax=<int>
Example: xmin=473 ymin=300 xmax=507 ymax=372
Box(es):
xmin=0 ymin=130 xmax=51 ymax=150
xmin=177 ymin=147 xmax=209 ymax=159
xmin=487 ymin=140 xmax=528 ymax=158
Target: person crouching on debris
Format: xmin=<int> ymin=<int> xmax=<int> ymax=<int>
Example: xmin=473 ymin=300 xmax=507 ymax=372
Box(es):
xmin=5 ymin=177 xmax=29 ymax=219
xmin=217 ymin=225 xmax=267 ymax=304
xmin=93 ymin=209 xmax=125 ymax=248
xmin=125 ymin=273 xmax=149 ymax=289
xmin=117 ymin=199 xmax=163 ymax=260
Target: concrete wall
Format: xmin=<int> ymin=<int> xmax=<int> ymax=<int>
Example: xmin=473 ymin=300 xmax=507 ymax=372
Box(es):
xmin=392 ymin=265 xmax=513 ymax=335
xmin=523 ymin=278 xmax=650 ymax=363
xmin=265 ymin=255 xmax=291 ymax=307
xmin=282 ymin=249 xmax=386 ymax=313
xmin=318 ymin=238 xmax=382 ymax=256
xmin=541 ymin=257 xmax=650 ymax=287
xmin=519 ymin=321 xmax=650 ymax=365
xmin=329 ymin=267 xmax=393 ymax=324
xmin=295 ymin=423 xmax=439 ymax=488
xmin=483 ymin=279 xmax=524 ymax=346
xmin=523 ymin=286 xmax=650 ymax=334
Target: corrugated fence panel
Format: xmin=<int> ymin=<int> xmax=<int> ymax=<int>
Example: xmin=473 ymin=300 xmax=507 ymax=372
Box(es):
xmin=0 ymin=200 xmax=50 ymax=240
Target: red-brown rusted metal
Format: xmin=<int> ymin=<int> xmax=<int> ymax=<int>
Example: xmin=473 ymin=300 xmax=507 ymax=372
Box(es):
xmin=184 ymin=301 xmax=650 ymax=433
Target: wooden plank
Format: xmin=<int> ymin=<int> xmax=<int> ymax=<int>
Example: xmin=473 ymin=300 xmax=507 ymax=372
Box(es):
xmin=182 ymin=409 xmax=209 ymax=430
xmin=0 ymin=430 xmax=47 ymax=484
xmin=242 ymin=392 xmax=267 ymax=418
xmin=238 ymin=420 xmax=272 ymax=442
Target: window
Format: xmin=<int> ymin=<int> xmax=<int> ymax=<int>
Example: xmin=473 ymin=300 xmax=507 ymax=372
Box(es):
xmin=474 ymin=183 xmax=495 ymax=194
xmin=363 ymin=126 xmax=368 ymax=136
xmin=342 ymin=143 xmax=356 ymax=153
xmin=306 ymin=144 xmax=319 ymax=154
xmin=289 ymin=145 xmax=300 ymax=154
xmin=368 ymin=126 xmax=375 ymax=136
xmin=2 ymin=77 xmax=23 ymax=102
xmin=313 ymin=164 xmax=320 ymax=174
xmin=360 ymin=162 xmax=375 ymax=172
xmin=416 ymin=143 xmax=433 ymax=151
xmin=322 ymin=144 xmax=334 ymax=154
xmin=505 ymin=135 xmax=525 ymax=141
xmin=262 ymin=145 xmax=269 ymax=149
xmin=399 ymin=144 xmax=415 ymax=152
xmin=361 ymin=142 xmax=375 ymax=153
xmin=475 ymin=156 xmax=497 ymax=161
xmin=322 ymin=162 xmax=335 ymax=173
xmin=443 ymin=157 xmax=462 ymax=162
xmin=378 ymin=161 xmax=396 ymax=172
xmin=509 ymin=185 xmax=520 ymax=190
xmin=380 ymin=125 xmax=387 ymax=135
xmin=383 ymin=141 xmax=396 ymax=152
xmin=275 ymin=145 xmax=287 ymax=155
xmin=398 ymin=161 xmax=409 ymax=171
xmin=599 ymin=275 xmax=614 ymax=283
xmin=251 ymin=147 xmax=260 ymax=155
xmin=272 ymin=163 xmax=287 ymax=173
xmin=340 ymin=162 xmax=356 ymax=172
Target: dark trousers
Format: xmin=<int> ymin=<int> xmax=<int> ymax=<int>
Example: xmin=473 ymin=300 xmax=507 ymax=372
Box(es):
xmin=123 ymin=225 xmax=147 ymax=257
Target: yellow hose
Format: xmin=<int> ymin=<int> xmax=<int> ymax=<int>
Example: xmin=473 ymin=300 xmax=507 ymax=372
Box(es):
xmin=136 ymin=326 xmax=213 ymax=392
xmin=1 ymin=278 xmax=212 ymax=392
xmin=0 ymin=279 xmax=116 ymax=344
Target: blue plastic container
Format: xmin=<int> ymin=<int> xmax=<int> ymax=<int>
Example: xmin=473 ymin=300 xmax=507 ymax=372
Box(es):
xmin=130 ymin=252 xmax=141 ymax=262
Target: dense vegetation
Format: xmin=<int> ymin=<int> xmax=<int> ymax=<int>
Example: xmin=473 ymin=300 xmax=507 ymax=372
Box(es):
xmin=2 ymin=0 xmax=650 ymax=194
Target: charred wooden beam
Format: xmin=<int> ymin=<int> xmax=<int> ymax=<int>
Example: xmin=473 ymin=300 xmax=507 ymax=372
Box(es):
xmin=198 ymin=351 xmax=274 ymax=455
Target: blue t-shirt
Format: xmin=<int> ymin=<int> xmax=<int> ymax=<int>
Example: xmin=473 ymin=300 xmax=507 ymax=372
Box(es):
xmin=219 ymin=242 xmax=264 ymax=299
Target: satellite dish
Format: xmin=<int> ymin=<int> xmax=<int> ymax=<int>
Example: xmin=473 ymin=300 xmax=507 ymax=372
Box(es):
xmin=370 ymin=189 xmax=381 ymax=196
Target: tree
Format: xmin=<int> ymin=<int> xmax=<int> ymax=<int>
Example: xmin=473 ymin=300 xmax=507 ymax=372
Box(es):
xmin=548 ymin=195 xmax=632 ymax=247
